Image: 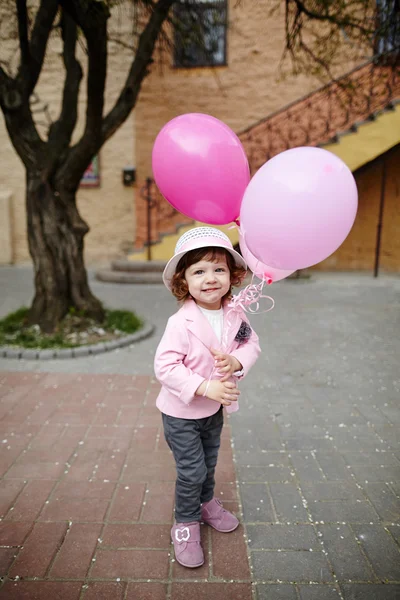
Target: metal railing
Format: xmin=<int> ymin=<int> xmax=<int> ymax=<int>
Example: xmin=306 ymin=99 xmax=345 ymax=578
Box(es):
xmin=139 ymin=178 xmax=193 ymax=261
xmin=238 ymin=54 xmax=400 ymax=174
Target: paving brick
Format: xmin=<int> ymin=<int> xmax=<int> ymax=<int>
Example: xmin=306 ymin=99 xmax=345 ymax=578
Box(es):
xmin=298 ymin=586 xmax=342 ymax=600
xmin=91 ymin=548 xmax=170 ymax=579
xmin=62 ymin=449 xmax=104 ymax=480
xmin=308 ymin=500 xmax=379 ymax=524
xmin=0 ymin=446 xmax=27 ymax=478
xmin=39 ymin=496 xmax=109 ymax=522
xmin=0 ymin=479 xmax=25 ymax=517
xmin=237 ymin=464 xmax=292 ymax=483
xmin=351 ymin=465 xmax=400 ymax=483
xmin=171 ymin=583 xmax=253 ymax=600
xmin=0 ymin=581 xmax=82 ymax=600
xmin=5 ymin=454 xmax=66 ymax=479
xmin=235 ymin=451 xmax=291 ymax=467
xmin=289 ymin=453 xmax=326 ymax=481
xmin=0 ymin=521 xmax=33 ymax=546
xmin=316 ymin=453 xmax=352 ymax=480
xmin=387 ymin=525 xmax=400 ymax=546
xmin=215 ymin=451 xmax=237 ymax=482
xmin=285 ymin=437 xmax=334 ymax=452
xmin=54 ymin=480 xmax=116 ymax=499
xmin=102 ymin=523 xmax=171 ymax=548
xmin=116 ymin=405 xmax=141 ymax=424
xmin=9 ymin=522 xmax=67 ymax=577
xmin=342 ymin=451 xmax=400 ymax=466
xmin=301 ymin=481 xmax=365 ymax=503
xmin=269 ymin=483 xmax=310 ymax=522
xmin=5 ymin=480 xmax=54 ymax=521
xmin=247 ymin=524 xmax=319 ymax=550
xmin=108 ymin=482 xmax=146 ymax=521
xmin=319 ymin=524 xmax=375 ymax=581
xmin=50 ymin=522 xmax=102 ymax=578
xmin=341 ymin=584 xmax=400 ymax=599
xmin=126 ymin=583 xmax=167 ymax=600
xmin=255 ymin=584 xmax=298 ymax=600
xmin=214 ymin=481 xmax=238 ymax=501
xmin=140 ymin=482 xmax=175 ymax=522
xmin=251 ymin=550 xmax=333 ymax=582
xmin=91 ymin=450 xmax=126 ymax=481
xmin=0 ymin=547 xmax=16 ymax=573
xmin=363 ymin=483 xmax=400 ymax=522
xmin=351 ymin=524 xmax=400 ymax=581
xmin=122 ymin=460 xmax=176 ymax=482
xmin=239 ymin=483 xmax=275 ymax=522
xmin=82 ymin=582 xmax=126 ymax=600
xmin=211 ymin=524 xmax=251 ymax=579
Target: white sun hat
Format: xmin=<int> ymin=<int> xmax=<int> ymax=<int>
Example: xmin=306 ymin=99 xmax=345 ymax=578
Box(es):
xmin=162 ymin=226 xmax=247 ymax=290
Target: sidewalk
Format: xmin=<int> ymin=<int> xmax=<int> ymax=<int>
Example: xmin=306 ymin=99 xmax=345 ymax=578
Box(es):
xmin=0 ymin=267 xmax=399 ymax=599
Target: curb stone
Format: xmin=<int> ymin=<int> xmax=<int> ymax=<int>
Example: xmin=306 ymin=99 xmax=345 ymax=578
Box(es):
xmin=0 ymin=321 xmax=155 ymax=360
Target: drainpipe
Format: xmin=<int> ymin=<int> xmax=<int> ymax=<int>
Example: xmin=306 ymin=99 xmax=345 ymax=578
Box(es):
xmin=374 ymin=157 xmax=387 ymax=277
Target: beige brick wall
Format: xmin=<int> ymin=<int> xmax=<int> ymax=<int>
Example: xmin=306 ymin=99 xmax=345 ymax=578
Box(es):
xmin=0 ymin=6 xmax=136 ymax=266
xmin=312 ymin=144 xmax=400 ymax=272
xmin=135 ymin=0 xmax=357 ymax=181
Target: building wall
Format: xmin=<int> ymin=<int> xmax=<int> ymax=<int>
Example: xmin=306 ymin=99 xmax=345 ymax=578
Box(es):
xmin=134 ymin=0 xmax=359 ymax=248
xmin=312 ymin=144 xmax=400 ymax=272
xmin=0 ymin=7 xmax=136 ymax=266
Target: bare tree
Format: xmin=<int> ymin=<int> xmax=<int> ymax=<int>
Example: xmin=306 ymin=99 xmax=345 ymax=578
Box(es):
xmin=0 ymin=0 xmax=396 ymax=332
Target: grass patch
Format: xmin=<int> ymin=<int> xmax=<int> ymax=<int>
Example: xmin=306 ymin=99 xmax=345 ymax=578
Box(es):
xmin=0 ymin=307 xmax=143 ymax=349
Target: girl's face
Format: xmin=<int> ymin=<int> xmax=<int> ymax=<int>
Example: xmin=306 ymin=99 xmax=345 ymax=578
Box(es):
xmin=184 ymin=254 xmax=231 ymax=310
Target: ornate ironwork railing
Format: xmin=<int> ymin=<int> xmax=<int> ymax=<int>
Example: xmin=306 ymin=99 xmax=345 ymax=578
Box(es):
xmin=238 ymin=56 xmax=400 ymax=174
xmin=138 ymin=178 xmax=193 ymax=260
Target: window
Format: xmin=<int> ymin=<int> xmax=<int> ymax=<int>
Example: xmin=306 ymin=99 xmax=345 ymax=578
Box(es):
xmin=375 ymin=0 xmax=400 ymax=57
xmin=174 ymin=0 xmax=227 ymax=68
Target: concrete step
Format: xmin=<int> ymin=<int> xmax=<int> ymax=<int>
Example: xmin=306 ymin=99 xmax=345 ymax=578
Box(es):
xmin=96 ymin=270 xmax=163 ymax=284
xmin=111 ymin=259 xmax=167 ymax=272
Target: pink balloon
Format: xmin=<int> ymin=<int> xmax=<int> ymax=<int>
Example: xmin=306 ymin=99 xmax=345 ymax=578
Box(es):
xmin=240 ymin=147 xmax=358 ymax=270
xmin=239 ymin=231 xmax=295 ymax=283
xmin=152 ymin=114 xmax=250 ymax=224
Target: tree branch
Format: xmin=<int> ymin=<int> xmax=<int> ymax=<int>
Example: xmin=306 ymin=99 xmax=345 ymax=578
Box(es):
xmin=17 ymin=0 xmax=59 ymax=98
xmin=56 ymin=0 xmax=110 ymax=189
xmin=101 ymin=0 xmax=176 ymax=144
xmin=46 ymin=9 xmax=82 ymax=177
xmin=291 ymin=0 xmax=372 ymax=34
xmin=16 ymin=0 xmax=30 ymax=66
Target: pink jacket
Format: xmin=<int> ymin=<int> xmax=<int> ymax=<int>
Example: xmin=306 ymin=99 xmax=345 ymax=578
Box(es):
xmin=154 ymin=298 xmax=261 ymax=419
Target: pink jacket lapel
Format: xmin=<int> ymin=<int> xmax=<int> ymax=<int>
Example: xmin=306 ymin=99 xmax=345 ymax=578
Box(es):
xmin=183 ymin=299 xmax=220 ymax=351
xmin=183 ymin=299 xmax=243 ymax=353
xmin=222 ymin=302 xmax=242 ymax=352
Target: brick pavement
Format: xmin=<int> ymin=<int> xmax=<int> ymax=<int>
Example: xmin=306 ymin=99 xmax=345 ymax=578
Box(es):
xmin=0 ymin=372 xmax=252 ymax=600
xmin=0 ymin=270 xmax=400 ymax=599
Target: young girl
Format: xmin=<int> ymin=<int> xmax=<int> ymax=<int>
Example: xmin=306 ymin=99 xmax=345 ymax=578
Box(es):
xmin=154 ymin=226 xmax=260 ymax=568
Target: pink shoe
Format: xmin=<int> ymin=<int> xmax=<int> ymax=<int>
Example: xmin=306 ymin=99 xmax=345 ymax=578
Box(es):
xmin=171 ymin=521 xmax=204 ymax=568
xmin=201 ymin=498 xmax=239 ymax=532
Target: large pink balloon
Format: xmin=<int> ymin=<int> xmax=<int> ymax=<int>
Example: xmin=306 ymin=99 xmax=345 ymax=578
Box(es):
xmin=240 ymin=147 xmax=358 ymax=270
xmin=239 ymin=231 xmax=295 ymax=283
xmin=152 ymin=114 xmax=250 ymax=224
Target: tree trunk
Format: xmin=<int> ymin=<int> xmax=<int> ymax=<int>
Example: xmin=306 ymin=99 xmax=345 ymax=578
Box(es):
xmin=26 ymin=171 xmax=104 ymax=333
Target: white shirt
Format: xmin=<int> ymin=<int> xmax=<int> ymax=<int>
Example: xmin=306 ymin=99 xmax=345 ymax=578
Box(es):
xmin=198 ymin=306 xmax=223 ymax=344
xmin=198 ymin=306 xmax=244 ymax=378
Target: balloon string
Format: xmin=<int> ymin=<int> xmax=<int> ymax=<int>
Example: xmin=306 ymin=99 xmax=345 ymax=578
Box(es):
xmin=222 ymin=276 xmax=274 ymax=351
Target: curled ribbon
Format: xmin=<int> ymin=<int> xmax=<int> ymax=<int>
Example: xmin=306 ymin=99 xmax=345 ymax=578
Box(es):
xmin=227 ymin=279 xmax=275 ymax=315
xmin=221 ymin=277 xmax=274 ymax=352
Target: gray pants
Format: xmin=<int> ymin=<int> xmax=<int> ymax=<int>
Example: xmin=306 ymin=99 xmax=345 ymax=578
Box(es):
xmin=162 ymin=406 xmax=224 ymax=523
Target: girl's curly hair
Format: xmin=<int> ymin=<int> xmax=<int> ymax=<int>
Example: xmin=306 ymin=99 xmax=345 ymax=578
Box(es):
xmin=171 ymin=247 xmax=247 ymax=303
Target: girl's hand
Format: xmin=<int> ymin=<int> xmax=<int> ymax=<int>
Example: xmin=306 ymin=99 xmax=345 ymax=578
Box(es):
xmin=211 ymin=348 xmax=243 ymax=382
xmin=205 ymin=380 xmax=240 ymax=406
